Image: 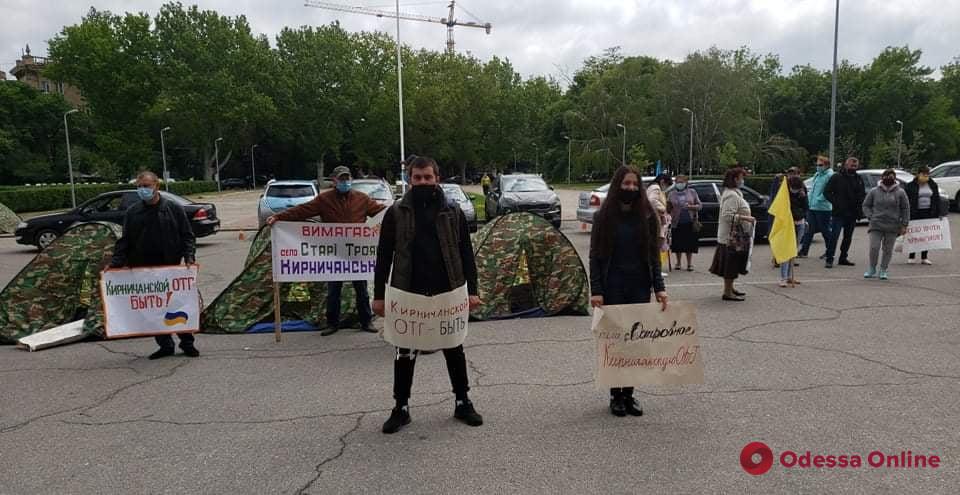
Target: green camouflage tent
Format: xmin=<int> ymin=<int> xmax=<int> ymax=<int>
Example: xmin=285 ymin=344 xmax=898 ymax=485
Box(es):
xmin=470 ymin=212 xmax=590 ymax=320
xmin=0 ymin=222 xmax=120 ymax=344
xmin=0 ymin=201 xmax=21 ymax=234
xmin=201 ymin=226 xmax=368 ymax=333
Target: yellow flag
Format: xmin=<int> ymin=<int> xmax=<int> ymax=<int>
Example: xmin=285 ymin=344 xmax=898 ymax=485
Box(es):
xmin=768 ymin=177 xmax=798 ymax=264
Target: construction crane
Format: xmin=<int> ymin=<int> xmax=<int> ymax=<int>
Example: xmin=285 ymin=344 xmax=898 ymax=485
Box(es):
xmin=304 ymin=0 xmax=491 ymax=53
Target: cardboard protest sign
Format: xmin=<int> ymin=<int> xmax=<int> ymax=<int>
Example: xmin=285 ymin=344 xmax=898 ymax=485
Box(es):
xmin=903 ymin=218 xmax=952 ymax=253
xmin=593 ymin=301 xmax=704 ymax=388
xmin=382 ymin=284 xmax=470 ymax=351
xmin=271 ymin=222 xmax=380 ymax=283
xmin=100 ymin=265 xmax=200 ymax=338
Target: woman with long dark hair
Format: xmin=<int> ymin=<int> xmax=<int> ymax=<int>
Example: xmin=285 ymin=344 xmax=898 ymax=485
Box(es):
xmin=709 ymin=167 xmax=757 ymax=301
xmin=589 ymin=165 xmax=669 ymax=417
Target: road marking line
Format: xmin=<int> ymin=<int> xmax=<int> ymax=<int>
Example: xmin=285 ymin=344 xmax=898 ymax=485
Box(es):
xmin=667 ymin=273 xmax=960 ymax=288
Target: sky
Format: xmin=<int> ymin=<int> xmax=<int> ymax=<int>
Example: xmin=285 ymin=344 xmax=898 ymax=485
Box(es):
xmin=2 ymin=0 xmax=958 ymax=82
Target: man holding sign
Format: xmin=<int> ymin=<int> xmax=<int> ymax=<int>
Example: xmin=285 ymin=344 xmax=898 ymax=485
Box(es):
xmin=109 ymin=171 xmax=198 ymax=359
xmin=267 ymin=166 xmax=386 ymax=335
xmin=373 ymin=156 xmax=483 ymax=434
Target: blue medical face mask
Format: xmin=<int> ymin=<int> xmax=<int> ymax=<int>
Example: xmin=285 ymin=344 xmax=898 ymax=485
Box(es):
xmin=335 ymin=180 xmax=352 ymax=193
xmin=137 ymin=186 xmax=155 ymax=201
xmin=675 ymin=182 xmax=687 ymax=191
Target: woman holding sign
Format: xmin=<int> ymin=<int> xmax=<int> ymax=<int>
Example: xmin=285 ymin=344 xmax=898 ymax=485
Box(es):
xmin=589 ymin=165 xmax=669 ymax=417
xmin=904 ymin=166 xmax=944 ymax=265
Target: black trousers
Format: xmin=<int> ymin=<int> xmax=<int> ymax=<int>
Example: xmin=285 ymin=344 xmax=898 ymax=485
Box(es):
xmin=394 ymin=345 xmax=470 ymax=403
xmin=908 ymin=208 xmax=935 ymax=260
xmin=156 ymin=332 xmax=195 ymax=350
xmin=604 ymin=268 xmax=652 ymax=399
xmin=327 ymin=280 xmax=373 ymax=327
xmin=829 ymin=215 xmax=857 ymax=261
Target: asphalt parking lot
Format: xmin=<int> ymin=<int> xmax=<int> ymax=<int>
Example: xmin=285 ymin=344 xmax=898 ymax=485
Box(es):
xmin=1 ymin=192 xmax=958 ymax=494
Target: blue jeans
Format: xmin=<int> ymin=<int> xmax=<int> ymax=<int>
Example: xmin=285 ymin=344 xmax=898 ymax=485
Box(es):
xmin=799 ymin=211 xmax=835 ymax=260
xmin=780 ymin=222 xmax=807 ymax=280
xmin=326 ymin=280 xmax=373 ymax=327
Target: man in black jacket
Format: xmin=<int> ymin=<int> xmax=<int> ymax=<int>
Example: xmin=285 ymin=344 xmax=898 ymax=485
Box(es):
xmin=372 ymin=156 xmax=483 ymax=434
xmin=110 ymin=171 xmax=198 ymax=359
xmin=824 ymin=157 xmax=866 ymax=267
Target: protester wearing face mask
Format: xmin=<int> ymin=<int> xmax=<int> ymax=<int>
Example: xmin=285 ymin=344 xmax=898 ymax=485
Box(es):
xmin=667 ymin=175 xmax=702 ymax=271
xmin=110 ymin=171 xmax=198 ymax=359
xmin=904 ymin=166 xmax=944 ymax=265
xmin=267 ymin=166 xmax=385 ymax=335
xmin=824 ymin=157 xmax=866 ymax=267
xmin=710 ymin=167 xmax=756 ymax=301
xmin=798 ymin=156 xmax=836 ymax=263
xmin=767 ymin=167 xmax=800 ymax=268
xmin=590 ymin=165 xmax=669 ymax=417
xmin=862 ymin=169 xmax=910 ymax=280
xmin=779 ymin=176 xmax=809 ymax=287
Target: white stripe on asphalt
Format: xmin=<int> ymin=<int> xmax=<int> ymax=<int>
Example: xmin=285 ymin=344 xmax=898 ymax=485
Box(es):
xmin=667 ymin=273 xmax=960 ymax=288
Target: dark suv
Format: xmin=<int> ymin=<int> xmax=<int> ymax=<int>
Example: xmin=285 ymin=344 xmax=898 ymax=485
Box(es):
xmin=485 ymin=174 xmax=562 ymax=228
xmin=15 ymin=190 xmax=220 ymax=249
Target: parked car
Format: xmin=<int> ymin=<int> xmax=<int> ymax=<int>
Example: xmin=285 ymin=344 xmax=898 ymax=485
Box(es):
xmin=576 ymin=176 xmax=657 ymax=224
xmin=663 ymin=180 xmax=771 ymax=242
xmin=485 ymin=174 xmax=562 ymax=228
xmin=930 ymin=161 xmax=960 ymax=211
xmin=15 ymin=190 xmax=220 ymax=250
xmin=351 ymin=178 xmax=395 ymax=210
xmin=440 ymin=183 xmax=477 ymax=232
xmin=257 ymin=180 xmax=319 ymax=228
xmin=220 ymin=177 xmax=247 ymax=189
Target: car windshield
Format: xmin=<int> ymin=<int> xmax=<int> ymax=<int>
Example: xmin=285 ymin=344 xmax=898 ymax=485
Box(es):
xmin=351 ymin=181 xmax=391 ymax=200
xmin=503 ymin=177 xmax=549 ymax=192
xmin=267 ymin=185 xmax=315 ymax=198
xmin=441 ymin=185 xmax=467 ymax=201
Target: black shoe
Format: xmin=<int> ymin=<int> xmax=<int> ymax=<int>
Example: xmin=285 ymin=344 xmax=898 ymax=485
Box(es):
xmin=454 ymin=400 xmax=483 ymax=426
xmin=838 ymin=259 xmax=855 ymax=266
xmin=321 ymin=324 xmax=339 ymax=337
xmin=609 ymin=397 xmax=627 ymax=417
xmin=149 ymin=347 xmax=175 ymax=360
xmin=732 ymin=289 xmax=746 ymax=296
xmin=722 ymin=295 xmax=745 ymax=302
xmin=180 ymin=344 xmax=200 ymax=358
xmin=623 ymin=397 xmax=643 ymax=416
xmin=797 ymin=252 xmax=808 ymax=259
xmin=359 ymin=322 xmax=377 ymax=333
xmin=819 ymin=253 xmax=827 ymax=260
xmin=382 ymin=407 xmax=411 ymax=434
xmin=825 ymin=260 xmax=834 ymax=269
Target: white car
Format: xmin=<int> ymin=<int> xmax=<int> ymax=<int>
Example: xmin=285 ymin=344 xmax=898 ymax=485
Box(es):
xmin=576 ymin=176 xmax=657 ymax=224
xmin=930 ymin=161 xmax=960 ymax=211
xmin=257 ymin=180 xmax=319 ymax=228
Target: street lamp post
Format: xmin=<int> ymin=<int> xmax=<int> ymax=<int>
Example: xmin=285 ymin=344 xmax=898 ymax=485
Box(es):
xmin=533 ymin=144 xmax=539 ymax=174
xmin=251 ymin=144 xmax=259 ymax=189
xmin=829 ymin=0 xmax=840 ymax=168
xmin=682 ymin=107 xmax=694 ymax=177
xmin=160 ymin=126 xmax=171 ymax=191
xmin=395 ymin=0 xmax=407 ymax=194
xmin=564 ymin=136 xmax=572 ymax=183
xmin=616 ymin=123 xmax=626 ymax=166
xmin=214 ymin=137 xmax=223 ymax=192
xmin=63 ymin=109 xmax=79 ymax=208
xmin=895 ymin=120 xmax=904 ymax=169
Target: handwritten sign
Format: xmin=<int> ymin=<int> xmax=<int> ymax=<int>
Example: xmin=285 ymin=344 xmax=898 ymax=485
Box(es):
xmin=100 ymin=265 xmax=200 ymax=338
xmin=593 ymin=301 xmax=705 ymax=387
xmin=903 ymin=218 xmax=952 ymax=253
xmin=271 ymin=222 xmax=380 ymax=282
xmin=382 ymin=285 xmax=470 ymax=351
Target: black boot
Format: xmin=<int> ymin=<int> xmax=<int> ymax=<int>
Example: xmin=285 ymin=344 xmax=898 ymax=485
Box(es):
xmin=321 ymin=322 xmax=339 ymax=337
xmin=179 ymin=343 xmax=200 ymax=358
xmin=382 ymin=406 xmax=411 ymax=434
xmin=454 ymin=399 xmax=483 ymax=426
xmin=622 ymin=393 xmax=643 ymax=417
xmin=149 ymin=347 xmax=175 ymax=360
xmin=609 ymin=395 xmax=626 ymax=417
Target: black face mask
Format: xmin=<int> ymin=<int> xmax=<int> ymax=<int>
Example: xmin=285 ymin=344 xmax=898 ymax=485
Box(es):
xmin=411 ymin=184 xmax=438 ymax=203
xmin=881 ymin=178 xmax=896 ymax=186
xmin=620 ymin=189 xmax=641 ymax=204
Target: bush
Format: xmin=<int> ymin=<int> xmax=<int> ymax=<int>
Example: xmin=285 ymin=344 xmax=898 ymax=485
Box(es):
xmin=0 ymin=181 xmax=218 ymax=213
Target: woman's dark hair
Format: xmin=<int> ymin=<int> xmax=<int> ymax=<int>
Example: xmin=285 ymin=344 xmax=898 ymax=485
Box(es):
xmin=722 ymin=167 xmax=746 ymax=189
xmin=592 ymin=165 xmax=657 ymax=259
xmin=655 ymin=173 xmax=673 ymax=187
xmin=787 ymin=176 xmax=804 ymax=190
xmin=917 ymin=165 xmax=930 ymax=175
xmin=407 ymin=155 xmax=440 ymax=176
xmin=882 ymin=168 xmax=896 ymax=179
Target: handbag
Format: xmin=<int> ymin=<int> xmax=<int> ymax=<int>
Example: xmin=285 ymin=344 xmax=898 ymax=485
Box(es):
xmin=729 ymin=220 xmax=752 ymax=252
xmin=686 ymin=190 xmax=703 ymax=233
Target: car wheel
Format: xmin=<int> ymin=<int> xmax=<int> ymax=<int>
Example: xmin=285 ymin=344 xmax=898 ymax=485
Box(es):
xmin=36 ymin=229 xmax=58 ymax=250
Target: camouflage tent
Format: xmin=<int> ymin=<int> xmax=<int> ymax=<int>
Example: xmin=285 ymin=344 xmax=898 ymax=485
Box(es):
xmin=0 ymin=201 xmax=21 ymax=234
xmin=201 ymin=226 xmax=368 ymax=333
xmin=0 ymin=222 xmax=120 ymax=344
xmin=471 ymin=212 xmax=590 ymax=320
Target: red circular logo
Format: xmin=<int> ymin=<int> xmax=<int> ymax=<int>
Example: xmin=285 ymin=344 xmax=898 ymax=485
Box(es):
xmin=740 ymin=442 xmax=774 ymax=475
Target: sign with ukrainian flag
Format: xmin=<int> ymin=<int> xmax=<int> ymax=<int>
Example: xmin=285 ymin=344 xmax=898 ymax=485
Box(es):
xmin=100 ymin=265 xmax=201 ymax=338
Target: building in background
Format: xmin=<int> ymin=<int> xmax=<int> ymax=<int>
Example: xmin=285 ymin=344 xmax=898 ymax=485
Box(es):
xmin=10 ymin=45 xmax=84 ymax=107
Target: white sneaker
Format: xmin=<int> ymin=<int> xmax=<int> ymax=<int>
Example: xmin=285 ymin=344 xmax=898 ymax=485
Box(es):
xmin=921 ymin=259 xmax=933 ymax=265
xmin=907 ymin=258 xmax=916 ymax=264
